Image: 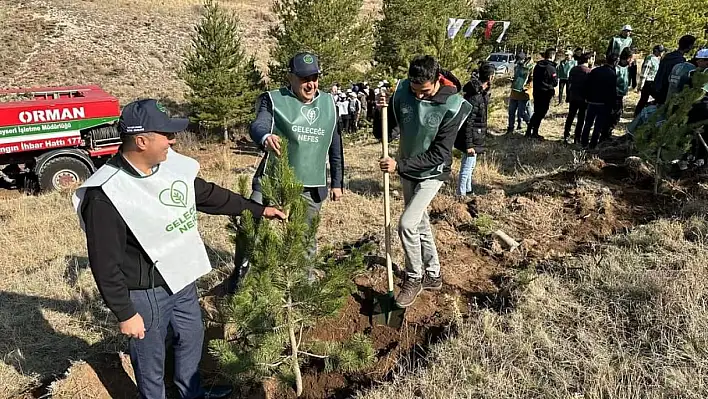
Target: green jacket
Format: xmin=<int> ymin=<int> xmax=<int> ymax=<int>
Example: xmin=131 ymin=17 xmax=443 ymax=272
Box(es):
xmin=558 ymin=59 xmax=577 ymax=80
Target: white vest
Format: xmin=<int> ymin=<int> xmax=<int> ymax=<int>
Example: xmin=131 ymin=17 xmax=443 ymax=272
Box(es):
xmin=72 ymin=149 xmax=212 ymax=293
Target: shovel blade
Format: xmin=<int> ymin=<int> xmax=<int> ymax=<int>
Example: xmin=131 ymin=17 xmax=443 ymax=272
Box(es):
xmin=371 ymin=292 xmax=405 ymax=328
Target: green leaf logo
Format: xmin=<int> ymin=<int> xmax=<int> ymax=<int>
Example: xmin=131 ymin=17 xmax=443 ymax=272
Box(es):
xmin=156 ymin=102 xmax=167 ymax=114
xmin=303 ymin=54 xmax=314 ymax=64
xmin=300 ymin=106 xmax=320 ymax=125
xmin=159 ymin=180 xmax=189 ymax=208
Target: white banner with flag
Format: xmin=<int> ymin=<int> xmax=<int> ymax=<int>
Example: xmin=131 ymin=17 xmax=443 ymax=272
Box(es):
xmin=446 ymin=18 xmax=467 ymax=39
xmin=447 ymin=18 xmax=510 ymax=42
xmin=465 ymin=20 xmax=483 ymax=38
xmin=497 ymin=21 xmax=511 ymax=43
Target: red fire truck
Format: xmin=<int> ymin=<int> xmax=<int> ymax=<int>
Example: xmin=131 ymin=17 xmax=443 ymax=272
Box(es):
xmin=0 ymin=85 xmax=122 ymax=192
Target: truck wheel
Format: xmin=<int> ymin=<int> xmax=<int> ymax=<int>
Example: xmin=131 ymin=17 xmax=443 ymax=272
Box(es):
xmin=36 ymin=156 xmax=91 ymax=191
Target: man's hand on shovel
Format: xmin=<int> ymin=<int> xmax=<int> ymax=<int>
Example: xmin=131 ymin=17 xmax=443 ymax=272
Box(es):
xmin=378 ymin=157 xmax=397 ymax=173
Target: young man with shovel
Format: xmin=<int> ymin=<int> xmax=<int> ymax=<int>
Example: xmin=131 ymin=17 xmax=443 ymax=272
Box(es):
xmin=376 ymin=55 xmax=472 ymax=308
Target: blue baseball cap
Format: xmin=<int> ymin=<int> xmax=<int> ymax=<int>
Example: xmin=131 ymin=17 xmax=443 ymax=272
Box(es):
xmin=118 ymin=99 xmax=188 ymax=135
xmin=288 ymin=52 xmax=321 ymax=78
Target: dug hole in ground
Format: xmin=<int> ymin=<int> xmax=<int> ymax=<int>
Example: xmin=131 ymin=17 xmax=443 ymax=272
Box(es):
xmin=4 ymin=86 xmax=708 ymax=398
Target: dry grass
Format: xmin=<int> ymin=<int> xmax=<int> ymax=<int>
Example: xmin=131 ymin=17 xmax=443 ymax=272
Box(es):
xmin=361 ymin=218 xmax=708 ymax=399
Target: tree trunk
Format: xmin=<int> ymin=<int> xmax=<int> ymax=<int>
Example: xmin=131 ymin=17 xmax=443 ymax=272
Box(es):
xmin=654 ymin=147 xmax=662 ymax=195
xmin=223 ymin=119 xmax=229 ymax=142
xmin=287 ymin=294 xmax=303 ymax=396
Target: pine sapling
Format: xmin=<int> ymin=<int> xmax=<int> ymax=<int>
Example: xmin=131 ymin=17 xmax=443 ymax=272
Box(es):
xmin=634 ymin=72 xmax=708 ymax=192
xmin=212 ymin=139 xmax=374 ymax=396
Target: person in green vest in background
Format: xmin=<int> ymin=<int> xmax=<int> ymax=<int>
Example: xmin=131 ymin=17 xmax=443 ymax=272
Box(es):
xmin=557 ymin=49 xmax=577 ymax=104
xmin=507 ymin=52 xmax=535 ymax=134
xmin=665 ymin=55 xmax=701 ymax=103
xmin=227 ymin=52 xmax=344 ymax=292
xmin=634 ymin=44 xmax=665 ymax=117
xmin=606 ymin=25 xmax=633 ymax=60
xmin=376 ymin=55 xmax=472 ymax=308
xmin=605 ymin=47 xmax=632 ymax=142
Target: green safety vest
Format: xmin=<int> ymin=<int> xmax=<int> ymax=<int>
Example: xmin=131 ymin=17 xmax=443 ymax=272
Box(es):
xmin=268 ymin=88 xmax=336 ymax=187
xmin=667 ymin=62 xmax=698 ymax=100
xmin=391 ymin=79 xmax=472 ymax=180
xmin=511 ymin=61 xmax=534 ymax=92
xmin=558 ymin=60 xmax=577 ymax=80
xmin=610 ymin=36 xmax=632 ymax=56
xmin=616 ymin=65 xmax=629 ymax=96
xmin=642 ymin=55 xmax=660 ymax=81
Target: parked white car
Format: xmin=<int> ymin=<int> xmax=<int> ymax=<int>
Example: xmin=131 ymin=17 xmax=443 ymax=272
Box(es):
xmin=485 ymin=52 xmax=516 ymax=75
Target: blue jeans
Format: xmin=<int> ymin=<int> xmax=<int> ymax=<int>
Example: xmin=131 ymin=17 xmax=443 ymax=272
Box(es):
xmin=129 ymin=283 xmax=205 ymax=399
xmin=456 ymin=153 xmax=477 ymax=195
xmin=508 ymin=99 xmax=531 ymax=131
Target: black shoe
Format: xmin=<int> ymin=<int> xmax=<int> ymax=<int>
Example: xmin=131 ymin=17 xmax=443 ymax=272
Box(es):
xmin=531 ymin=134 xmax=545 ymax=140
xmin=395 ymin=278 xmax=423 ymax=308
xmin=422 ymin=274 xmax=442 ymax=291
xmin=200 ymin=385 xmax=234 ymax=399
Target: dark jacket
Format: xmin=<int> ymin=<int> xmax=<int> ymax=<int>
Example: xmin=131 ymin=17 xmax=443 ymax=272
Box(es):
xmin=532 ymin=59 xmax=559 ymax=93
xmin=375 ymin=69 xmax=467 ymax=182
xmin=654 ymin=50 xmax=686 ymax=104
xmin=567 ymin=64 xmax=591 ymax=103
xmin=584 ymin=64 xmax=617 ymax=107
xmin=80 ymin=153 xmax=266 ymax=322
xmin=249 ymin=91 xmax=344 ymax=203
xmin=455 ymin=77 xmax=489 ymax=154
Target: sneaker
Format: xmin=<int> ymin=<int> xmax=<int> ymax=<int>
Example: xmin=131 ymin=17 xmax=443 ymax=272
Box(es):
xmin=422 ymin=274 xmax=442 ymax=291
xmin=395 ymin=278 xmax=423 ymax=308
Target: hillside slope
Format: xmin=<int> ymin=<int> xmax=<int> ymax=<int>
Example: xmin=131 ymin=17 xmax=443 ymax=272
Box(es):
xmin=0 ymin=0 xmax=381 ymax=103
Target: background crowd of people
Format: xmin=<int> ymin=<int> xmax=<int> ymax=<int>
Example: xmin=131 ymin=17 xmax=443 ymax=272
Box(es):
xmin=503 ymin=26 xmax=706 ymax=150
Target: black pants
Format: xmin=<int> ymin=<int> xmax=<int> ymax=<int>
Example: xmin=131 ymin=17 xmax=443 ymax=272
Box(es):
xmin=558 ymin=80 xmax=569 ymax=104
xmin=339 ymin=116 xmax=350 ymax=134
xmin=349 ymin=112 xmax=359 ymax=133
xmin=605 ymin=95 xmax=624 ymax=139
xmin=629 ymin=64 xmax=638 ymax=89
xmin=634 ymin=80 xmax=654 ymax=117
xmin=581 ymin=103 xmax=611 ymax=148
xmin=527 ymin=91 xmax=554 ymax=136
xmin=564 ymin=100 xmax=587 ymax=142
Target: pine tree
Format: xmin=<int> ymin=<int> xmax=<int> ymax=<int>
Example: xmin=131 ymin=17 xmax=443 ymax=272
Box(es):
xmin=634 ymin=72 xmax=708 ymax=192
xmin=180 ymin=0 xmax=265 ymax=140
xmin=268 ymin=0 xmax=373 ymax=87
xmin=211 ymin=139 xmax=374 ymax=397
xmin=375 ymin=0 xmax=481 ymax=77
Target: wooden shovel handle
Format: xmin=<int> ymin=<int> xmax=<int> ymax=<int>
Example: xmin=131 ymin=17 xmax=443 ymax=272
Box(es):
xmin=381 ymin=104 xmax=394 ymax=293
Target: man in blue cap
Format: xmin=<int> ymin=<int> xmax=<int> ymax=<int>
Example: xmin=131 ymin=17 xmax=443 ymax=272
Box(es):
xmin=228 ymin=51 xmax=344 ymax=291
xmin=72 ymin=99 xmax=285 ymax=399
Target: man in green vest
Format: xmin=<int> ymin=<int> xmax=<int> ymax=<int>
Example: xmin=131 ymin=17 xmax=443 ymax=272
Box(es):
xmin=557 ymin=50 xmax=577 ymax=104
xmin=377 ymin=55 xmax=472 ymax=308
xmin=635 ymin=44 xmax=665 ymax=117
xmin=606 ymin=25 xmax=633 ymax=60
xmin=605 ymin=48 xmax=632 ymax=142
xmin=227 ymin=52 xmax=344 ymax=292
xmin=507 ymin=52 xmax=535 ymax=134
